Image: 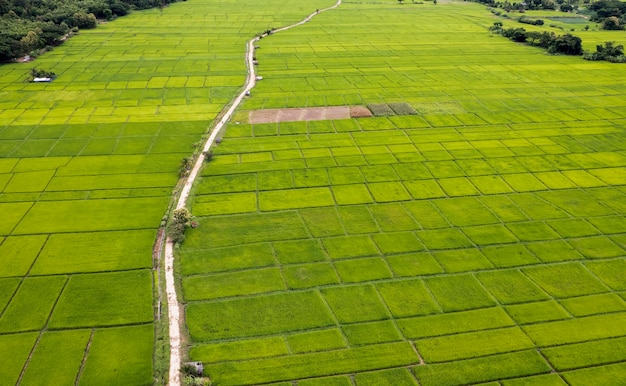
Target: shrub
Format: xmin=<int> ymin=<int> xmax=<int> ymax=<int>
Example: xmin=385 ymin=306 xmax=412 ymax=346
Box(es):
xmin=601 ymin=16 xmax=624 ymax=30
xmin=178 ymin=157 xmax=194 ymax=177
xmin=166 ymin=208 xmax=194 ymax=246
xmin=489 ymin=22 xmax=503 ymax=32
xmin=71 ymin=12 xmax=97 ymax=29
xmin=502 ymin=27 xmax=528 ymax=42
xmin=26 ymin=68 xmax=56 ymax=81
xmin=584 ymin=41 xmax=626 ymax=62
xmin=498 ymin=27 xmax=582 ymax=55
xmin=519 ymin=16 xmax=545 ymax=25
xmin=548 ymin=33 xmax=582 ymax=55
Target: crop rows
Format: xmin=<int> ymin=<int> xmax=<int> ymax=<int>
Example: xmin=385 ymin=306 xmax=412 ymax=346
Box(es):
xmin=0 ymin=0 xmax=336 ymax=383
xmin=179 ymin=1 xmax=626 ymax=385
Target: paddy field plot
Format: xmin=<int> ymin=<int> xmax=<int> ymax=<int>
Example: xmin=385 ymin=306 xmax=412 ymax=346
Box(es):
xmin=180 ymin=1 xmax=626 ymax=385
xmin=0 ymin=0 xmax=336 ymax=383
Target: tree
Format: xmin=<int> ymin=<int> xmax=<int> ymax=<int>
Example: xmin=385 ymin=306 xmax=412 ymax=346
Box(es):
xmin=72 ymin=12 xmax=97 ymax=29
xmin=20 ymin=28 xmax=43 ymax=53
xmin=166 ymin=208 xmax=194 ymax=246
xmin=602 ymin=16 xmax=623 ymax=30
xmin=548 ymin=33 xmax=582 ymax=55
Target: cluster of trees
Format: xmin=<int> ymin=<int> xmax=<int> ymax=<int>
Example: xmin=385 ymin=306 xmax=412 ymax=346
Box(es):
xmin=588 ymin=0 xmax=626 ymax=30
xmin=478 ymin=0 xmax=560 ymax=12
xmin=518 ymin=16 xmax=545 ymax=25
xmin=491 ymin=22 xmax=583 ymax=55
xmin=584 ymin=41 xmax=626 ymax=62
xmin=0 ymin=0 xmax=180 ymax=62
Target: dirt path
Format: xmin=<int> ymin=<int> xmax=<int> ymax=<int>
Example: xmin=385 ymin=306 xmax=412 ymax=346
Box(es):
xmin=164 ymin=1 xmax=342 ymax=385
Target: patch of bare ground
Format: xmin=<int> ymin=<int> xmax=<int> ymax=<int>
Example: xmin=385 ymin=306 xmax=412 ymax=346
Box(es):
xmin=248 ymin=105 xmax=371 ymax=124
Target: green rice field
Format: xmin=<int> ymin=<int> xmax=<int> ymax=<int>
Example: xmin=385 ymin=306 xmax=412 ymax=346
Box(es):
xmin=1 ymin=0 xmax=625 ymax=384
xmin=0 ymin=0 xmax=333 ymax=384
xmin=179 ymin=0 xmax=626 ymax=385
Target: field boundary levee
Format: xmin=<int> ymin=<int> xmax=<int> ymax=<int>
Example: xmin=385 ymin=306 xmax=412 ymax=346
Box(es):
xmin=162 ymin=1 xmax=343 ymax=384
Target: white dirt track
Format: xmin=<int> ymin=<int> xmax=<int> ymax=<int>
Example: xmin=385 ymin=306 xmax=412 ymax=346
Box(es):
xmin=164 ymin=1 xmax=342 ymax=384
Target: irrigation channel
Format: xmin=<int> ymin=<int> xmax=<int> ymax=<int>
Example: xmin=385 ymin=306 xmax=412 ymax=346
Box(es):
xmin=163 ymin=1 xmax=342 ymax=384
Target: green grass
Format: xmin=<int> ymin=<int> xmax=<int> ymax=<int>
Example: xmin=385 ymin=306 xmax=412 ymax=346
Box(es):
xmin=323 ymin=235 xmax=379 ymax=260
xmin=180 ymin=243 xmax=276 ymax=275
xmin=20 ymin=329 xmax=92 ymax=386
xmin=397 ymin=308 xmax=515 ymax=340
xmin=505 ymin=300 xmax=571 ymax=325
xmin=377 ymin=279 xmax=440 ymax=317
xmin=585 ymin=259 xmax=626 ymax=290
xmin=372 ymin=232 xmax=424 ymax=254
xmin=0 ymin=235 xmax=48 ymax=276
xmin=203 ymin=342 xmax=419 ymax=385
xmin=559 ymin=293 xmax=626 ymax=317
xmin=49 ymin=270 xmax=153 ymax=328
xmin=386 ymin=252 xmax=444 ymax=277
xmin=476 ymin=270 xmax=550 ymax=304
xmin=354 ymin=368 xmax=418 ymax=386
xmin=186 ymin=291 xmax=335 ymax=341
xmin=132 ymin=0 xmax=626 ymax=383
xmin=13 ymin=197 xmax=168 ymax=234
xmin=273 ymin=239 xmax=328 ymax=264
xmin=425 ymin=274 xmax=497 ymax=312
xmin=432 ymin=248 xmax=494 ymax=273
xmin=321 ymin=284 xmax=390 ymax=323
xmin=342 ymin=320 xmax=403 ymax=346
xmin=184 ymin=211 xmax=309 ymax=248
xmin=334 ymin=257 xmax=393 ymax=283
xmin=522 ymin=263 xmax=609 ymax=298
xmin=30 ymin=230 xmax=155 ymax=274
xmin=0 ymin=276 xmax=66 ymax=333
xmin=79 ymin=325 xmax=154 ymax=386
xmin=300 ymin=207 xmax=345 ymax=237
xmin=523 ymin=312 xmax=626 ymax=347
xmin=182 ymin=268 xmax=286 ymax=300
xmin=542 ymin=336 xmax=626 ymax=371
xmin=416 ymin=327 xmax=535 ymax=363
xmin=413 ymin=350 xmax=551 ymax=386
xmin=562 ymin=362 xmax=626 ymax=386
xmin=0 ymin=332 xmax=39 ymax=384
xmin=286 ymin=328 xmax=347 ymax=354
xmin=190 ymin=336 xmax=289 ymax=363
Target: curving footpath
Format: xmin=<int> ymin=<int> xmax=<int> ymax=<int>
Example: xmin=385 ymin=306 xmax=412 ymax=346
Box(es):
xmin=164 ymin=1 xmax=342 ymax=384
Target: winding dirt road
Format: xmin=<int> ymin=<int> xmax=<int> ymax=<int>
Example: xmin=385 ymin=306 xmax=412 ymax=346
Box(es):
xmin=164 ymin=1 xmax=342 ymax=384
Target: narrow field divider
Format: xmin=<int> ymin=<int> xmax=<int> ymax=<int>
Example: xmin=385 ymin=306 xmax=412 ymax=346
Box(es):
xmin=164 ymin=1 xmax=342 ymax=385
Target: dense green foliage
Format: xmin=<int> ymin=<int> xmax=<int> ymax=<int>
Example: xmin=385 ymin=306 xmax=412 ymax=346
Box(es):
xmin=494 ymin=24 xmax=583 ymax=55
xmin=588 ymin=0 xmax=626 ymax=28
xmin=0 ymin=0 xmax=181 ymax=61
xmin=584 ymin=41 xmax=626 ymax=62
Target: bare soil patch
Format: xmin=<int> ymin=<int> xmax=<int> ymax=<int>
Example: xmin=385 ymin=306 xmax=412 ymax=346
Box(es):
xmin=248 ymin=106 xmax=372 ymax=124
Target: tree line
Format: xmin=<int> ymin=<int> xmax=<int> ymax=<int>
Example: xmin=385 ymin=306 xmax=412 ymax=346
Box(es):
xmin=490 ymin=22 xmax=625 ymax=63
xmin=0 ymin=0 xmax=182 ymax=62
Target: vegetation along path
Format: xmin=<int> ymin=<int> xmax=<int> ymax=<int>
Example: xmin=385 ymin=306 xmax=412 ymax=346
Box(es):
xmin=164 ymin=1 xmax=343 ymax=384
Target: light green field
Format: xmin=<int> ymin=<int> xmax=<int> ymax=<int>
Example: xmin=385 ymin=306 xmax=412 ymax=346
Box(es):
xmin=179 ymin=0 xmax=626 ymax=385
xmin=0 ymin=0 xmax=335 ymax=384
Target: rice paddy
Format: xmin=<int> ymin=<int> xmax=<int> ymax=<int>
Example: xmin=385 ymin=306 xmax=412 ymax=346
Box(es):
xmin=0 ymin=0 xmax=334 ymax=384
xmin=179 ymin=0 xmax=626 ymax=385
xmin=1 ymin=0 xmax=625 ymax=384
